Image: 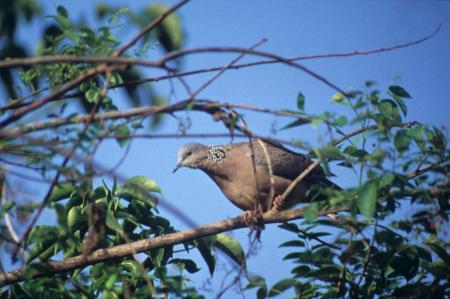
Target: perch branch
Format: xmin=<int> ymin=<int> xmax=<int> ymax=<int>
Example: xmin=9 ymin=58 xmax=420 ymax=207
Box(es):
xmin=0 ymin=207 xmax=343 ymax=286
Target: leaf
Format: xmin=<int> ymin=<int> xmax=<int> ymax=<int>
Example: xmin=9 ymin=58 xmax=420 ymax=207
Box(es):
xmin=358 ymin=181 xmax=377 ymax=219
xmin=315 ymin=145 xmax=345 ymax=161
xmin=49 ymin=182 xmax=75 ymax=202
xmin=195 ymin=238 xmax=215 ymax=276
xmin=67 ymin=206 xmax=84 ymax=232
xmin=331 ymin=92 xmax=344 ymax=103
xmin=147 ymin=4 xmax=184 ymax=52
xmin=390 ymin=252 xmax=419 ymax=280
xmin=304 ymin=202 xmax=318 ymax=222
xmin=267 ymin=278 xmax=297 ymax=297
xmin=379 ymin=173 xmax=395 ymax=188
xmin=0 ymin=200 xmax=15 ymax=218
xmin=169 ymin=258 xmax=200 ymax=273
xmin=427 ymin=242 xmax=450 ymax=266
xmin=114 ymin=124 xmax=130 ymax=147
xmin=291 ymin=265 xmax=310 ymax=277
xmin=116 ymin=176 xmax=160 ymax=207
xmin=57 ymin=6 xmax=68 ymax=18
xmin=121 ymin=260 xmax=141 ymax=273
xmin=378 ymin=100 xmax=395 ymax=119
xmin=124 ymin=176 xmax=161 ymax=193
xmin=85 ymin=88 xmax=99 ymax=103
xmin=388 ymin=85 xmax=411 ymax=99
xmin=297 ymin=92 xmax=305 ymax=111
xmin=392 ymin=94 xmax=408 ymax=116
xmin=333 ymin=115 xmax=347 ymax=127
xmin=215 ymin=233 xmax=246 ymax=267
xmin=280 ymin=118 xmax=310 ymax=130
xmin=279 ymin=240 xmax=305 ymax=248
xmin=278 ymin=222 xmax=299 ymax=233
xmin=394 ymin=129 xmax=412 ymax=153
xmin=106 ymin=210 xmax=123 ymax=235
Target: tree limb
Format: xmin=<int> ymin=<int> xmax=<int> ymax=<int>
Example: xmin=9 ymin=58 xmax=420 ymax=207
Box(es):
xmin=0 ymin=207 xmax=343 ymax=286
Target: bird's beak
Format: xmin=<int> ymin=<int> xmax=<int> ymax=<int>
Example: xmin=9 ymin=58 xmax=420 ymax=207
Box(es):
xmin=173 ymin=163 xmax=182 ymax=173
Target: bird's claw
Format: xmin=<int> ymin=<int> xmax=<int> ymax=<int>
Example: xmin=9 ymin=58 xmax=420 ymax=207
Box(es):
xmin=271 ymin=194 xmax=284 ymax=211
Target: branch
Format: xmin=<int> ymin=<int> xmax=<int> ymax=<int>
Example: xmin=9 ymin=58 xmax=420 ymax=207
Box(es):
xmin=0 ymin=207 xmax=343 ymax=286
xmin=2 ymin=99 xmax=307 ymax=139
xmin=113 ymin=0 xmax=190 ymax=56
xmin=0 ymin=23 xmax=440 ymax=112
xmin=158 ymin=47 xmax=347 ymax=95
xmin=0 ymin=65 xmax=124 ymax=129
xmin=107 ymin=23 xmax=441 ymax=92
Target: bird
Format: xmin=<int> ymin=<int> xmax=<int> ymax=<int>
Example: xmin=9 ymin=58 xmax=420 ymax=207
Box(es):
xmin=173 ymin=140 xmax=339 ymax=220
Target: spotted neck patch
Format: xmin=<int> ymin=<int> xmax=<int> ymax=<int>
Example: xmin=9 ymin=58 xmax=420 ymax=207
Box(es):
xmin=207 ymin=145 xmax=228 ymax=164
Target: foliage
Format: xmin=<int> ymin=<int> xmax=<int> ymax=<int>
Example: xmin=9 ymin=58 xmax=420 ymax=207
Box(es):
xmin=0 ymin=2 xmax=448 ymax=299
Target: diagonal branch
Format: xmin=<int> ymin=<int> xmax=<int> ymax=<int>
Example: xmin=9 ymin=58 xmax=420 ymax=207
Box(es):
xmin=0 ymin=207 xmax=343 ymax=286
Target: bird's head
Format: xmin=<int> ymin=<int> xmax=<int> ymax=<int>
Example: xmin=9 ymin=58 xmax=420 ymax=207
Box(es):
xmin=173 ymin=142 xmax=208 ymax=173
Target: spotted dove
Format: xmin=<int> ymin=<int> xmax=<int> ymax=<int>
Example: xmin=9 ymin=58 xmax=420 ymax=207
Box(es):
xmin=173 ymin=140 xmax=339 ymax=213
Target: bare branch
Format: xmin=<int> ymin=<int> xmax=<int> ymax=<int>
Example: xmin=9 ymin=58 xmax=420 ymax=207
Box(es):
xmin=158 ymin=46 xmax=347 ymax=95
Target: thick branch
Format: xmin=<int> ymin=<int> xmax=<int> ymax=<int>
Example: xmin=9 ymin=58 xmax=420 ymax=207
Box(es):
xmin=0 ymin=207 xmax=342 ymax=286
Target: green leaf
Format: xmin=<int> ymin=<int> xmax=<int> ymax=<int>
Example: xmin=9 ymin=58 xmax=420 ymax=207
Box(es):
xmin=67 ymin=206 xmax=84 ymax=232
xmin=304 ymin=202 xmax=318 ymax=222
xmin=85 ymin=88 xmax=100 ymax=103
xmin=267 ymin=278 xmax=297 ymax=297
xmin=215 ymin=233 xmax=246 ymax=267
xmin=291 ymin=265 xmax=311 ymax=277
xmin=124 ymin=176 xmax=161 ymax=193
xmin=116 ymin=176 xmax=160 ymax=207
xmin=0 ymin=200 xmax=15 ymax=218
xmin=49 ymin=182 xmax=75 ymax=202
xmin=121 ymin=260 xmax=141 ymax=273
xmin=279 ymin=240 xmax=305 ymax=248
xmin=358 ymin=181 xmax=377 ymax=219
xmin=114 ymin=124 xmax=130 ymax=147
xmin=195 ymin=238 xmax=215 ymax=276
xmin=392 ymin=94 xmax=408 ymax=116
xmin=147 ymin=4 xmax=184 ymax=52
xmin=169 ymin=258 xmax=200 ymax=273
xmin=245 ymin=275 xmax=267 ymax=289
xmin=56 ymin=6 xmax=68 ymax=17
xmin=54 ymin=15 xmax=71 ymax=30
xmin=427 ymin=242 xmax=450 ymax=266
xmin=315 ymin=145 xmax=345 ymax=161
xmin=379 ymin=173 xmax=395 ymax=188
xmin=378 ymin=100 xmax=395 ymax=119
xmin=333 ymin=115 xmax=347 ymax=127
xmin=390 ymin=251 xmax=419 ymax=280
xmin=388 ymin=85 xmax=411 ymax=98
xmin=331 ymin=92 xmax=344 ymax=103
xmin=394 ymin=129 xmax=412 ymax=153
xmin=106 ymin=210 xmax=123 ymax=235
xmin=280 ymin=118 xmax=310 ymax=130
xmin=297 ymin=92 xmax=305 ymax=111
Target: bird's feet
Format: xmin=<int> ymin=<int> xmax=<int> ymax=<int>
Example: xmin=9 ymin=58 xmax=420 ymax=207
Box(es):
xmin=242 ymin=207 xmax=265 ymax=239
xmin=242 ymin=210 xmax=260 ymax=228
xmin=271 ymin=194 xmax=285 ymax=212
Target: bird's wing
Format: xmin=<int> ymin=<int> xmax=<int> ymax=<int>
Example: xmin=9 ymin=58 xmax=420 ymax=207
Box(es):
xmin=250 ymin=141 xmax=327 ymax=181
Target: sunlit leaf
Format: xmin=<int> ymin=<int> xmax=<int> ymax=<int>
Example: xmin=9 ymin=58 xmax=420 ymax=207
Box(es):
xmin=215 ymin=233 xmax=246 ymax=267
xmin=267 ymin=278 xmax=297 ymax=297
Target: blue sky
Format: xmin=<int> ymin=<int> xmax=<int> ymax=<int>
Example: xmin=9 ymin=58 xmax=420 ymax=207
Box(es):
xmin=8 ymin=0 xmax=450 ymax=297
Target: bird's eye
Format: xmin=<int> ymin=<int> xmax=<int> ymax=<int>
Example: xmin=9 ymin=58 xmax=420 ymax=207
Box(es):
xmin=186 ymin=150 xmax=192 ymax=157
